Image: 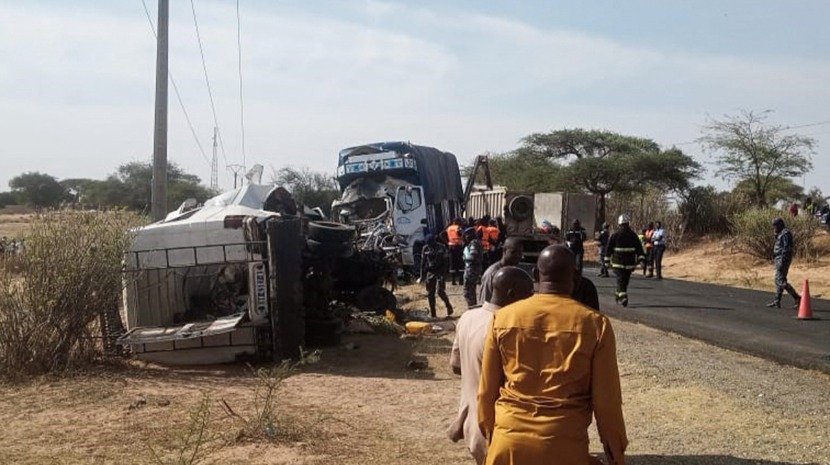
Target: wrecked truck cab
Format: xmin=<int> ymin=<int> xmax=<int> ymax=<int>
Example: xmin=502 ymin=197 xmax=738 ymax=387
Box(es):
xmin=331 ymin=142 xmax=464 ymax=268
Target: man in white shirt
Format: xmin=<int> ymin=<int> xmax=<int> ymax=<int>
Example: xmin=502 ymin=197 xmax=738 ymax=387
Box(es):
xmin=651 ymin=221 xmax=667 ymax=279
xmin=447 ymin=266 xmax=534 ymax=464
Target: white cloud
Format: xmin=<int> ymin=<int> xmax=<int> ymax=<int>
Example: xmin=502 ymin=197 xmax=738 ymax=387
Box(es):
xmin=0 ymin=2 xmax=827 ymax=194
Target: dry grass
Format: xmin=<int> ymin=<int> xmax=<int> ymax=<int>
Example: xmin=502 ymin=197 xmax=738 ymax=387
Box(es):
xmin=0 ymin=212 xmax=32 ymax=238
xmin=661 ymin=231 xmax=830 ymax=298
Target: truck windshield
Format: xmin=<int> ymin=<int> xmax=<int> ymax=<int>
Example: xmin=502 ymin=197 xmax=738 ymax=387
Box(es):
xmin=396 ymin=188 xmax=422 ymax=213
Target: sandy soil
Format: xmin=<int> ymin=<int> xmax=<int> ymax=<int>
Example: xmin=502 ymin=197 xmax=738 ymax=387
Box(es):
xmin=659 ymin=233 xmax=830 ymax=299
xmin=2 ymin=214 xmax=829 ymax=464
xmin=1 ymin=283 xmax=828 ymax=465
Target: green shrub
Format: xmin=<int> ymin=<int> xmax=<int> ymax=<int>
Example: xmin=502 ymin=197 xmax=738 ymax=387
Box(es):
xmin=729 ymin=208 xmax=817 ymax=260
xmin=0 ymin=209 xmax=145 ymax=378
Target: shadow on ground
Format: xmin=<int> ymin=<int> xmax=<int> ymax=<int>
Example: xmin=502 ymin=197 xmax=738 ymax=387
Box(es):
xmin=626 ymin=455 xmax=819 ymax=465
xmin=303 ymin=332 xmax=453 ymax=381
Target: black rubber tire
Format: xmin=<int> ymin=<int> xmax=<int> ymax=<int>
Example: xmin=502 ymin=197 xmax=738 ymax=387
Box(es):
xmin=305 ymin=317 xmax=344 ymax=347
xmin=355 ymin=285 xmax=398 ymax=315
xmin=308 ymin=221 xmax=355 ymax=243
xmin=307 ymin=238 xmax=354 ymax=258
xmin=509 ymin=195 xmax=534 ymax=221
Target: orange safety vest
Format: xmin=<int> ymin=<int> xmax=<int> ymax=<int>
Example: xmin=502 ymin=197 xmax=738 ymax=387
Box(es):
xmin=644 ymin=229 xmax=654 ymax=249
xmin=485 ymin=226 xmax=500 ymax=248
xmin=475 ymin=225 xmax=490 ymax=250
xmin=447 ymin=224 xmax=461 ymax=246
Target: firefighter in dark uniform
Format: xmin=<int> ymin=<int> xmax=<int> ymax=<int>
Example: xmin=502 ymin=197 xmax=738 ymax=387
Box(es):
xmin=605 ymin=214 xmax=645 ymax=307
xmin=565 ymin=219 xmax=587 ymax=273
xmin=767 ymin=217 xmax=801 ymax=308
xmin=419 ymin=234 xmax=454 ymax=318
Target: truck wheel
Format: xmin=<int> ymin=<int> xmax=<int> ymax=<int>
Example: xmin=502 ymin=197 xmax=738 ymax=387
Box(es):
xmin=308 ymin=221 xmax=355 ymax=243
xmin=307 ymin=239 xmax=354 ymax=258
xmin=509 ymin=195 xmax=533 ymax=221
xmin=355 ymin=285 xmax=398 ymax=315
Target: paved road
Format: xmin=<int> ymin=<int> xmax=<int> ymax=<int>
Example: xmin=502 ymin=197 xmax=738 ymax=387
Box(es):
xmin=585 ymin=267 xmax=830 ymax=374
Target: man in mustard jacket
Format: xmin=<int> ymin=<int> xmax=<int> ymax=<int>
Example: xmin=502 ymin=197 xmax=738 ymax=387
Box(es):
xmin=478 ymin=245 xmax=628 ymax=465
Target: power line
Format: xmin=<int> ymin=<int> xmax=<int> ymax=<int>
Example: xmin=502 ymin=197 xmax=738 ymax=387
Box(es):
xmin=188 ymin=0 xmax=229 ymax=168
xmin=668 ymin=118 xmax=830 ymax=147
xmin=236 ymin=0 xmax=247 ymax=171
xmin=140 ymin=0 xmax=211 ymax=168
xmin=781 ymin=120 xmax=830 ymax=131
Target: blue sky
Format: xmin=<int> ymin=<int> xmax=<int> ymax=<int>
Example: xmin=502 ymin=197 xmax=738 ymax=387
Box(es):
xmin=1 ymin=1 xmax=828 ymax=195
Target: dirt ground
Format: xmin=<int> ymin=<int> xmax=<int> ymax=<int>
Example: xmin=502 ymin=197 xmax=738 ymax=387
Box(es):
xmin=0 ymin=212 xmax=31 ymax=239
xmin=1 ymin=215 xmax=829 ymax=464
xmin=1 ymin=283 xmax=828 ymax=465
xmin=658 ymin=233 xmax=830 ymax=299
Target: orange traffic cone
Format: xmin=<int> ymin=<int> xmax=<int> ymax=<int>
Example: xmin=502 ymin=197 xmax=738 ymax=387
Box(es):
xmin=796 ymin=279 xmax=815 ymax=320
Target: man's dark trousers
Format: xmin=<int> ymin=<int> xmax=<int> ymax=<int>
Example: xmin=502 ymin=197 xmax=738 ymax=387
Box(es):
xmin=426 ymin=272 xmax=452 ymax=318
xmin=653 ymin=244 xmax=665 ymax=279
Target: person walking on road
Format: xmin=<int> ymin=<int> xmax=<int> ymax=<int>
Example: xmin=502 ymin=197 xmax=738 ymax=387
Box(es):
xmin=767 ymin=217 xmax=801 ymax=309
xmin=448 ymin=266 xmax=534 ymax=465
xmin=462 ymin=227 xmax=484 ymax=308
xmin=596 ymin=222 xmax=610 ymax=278
xmin=605 ymin=214 xmax=645 ymax=307
xmin=478 ymin=245 xmax=628 ymax=465
xmin=651 ymin=221 xmax=667 ymax=279
xmin=565 ymin=219 xmax=587 ymax=273
xmin=418 ymin=234 xmax=454 ymax=318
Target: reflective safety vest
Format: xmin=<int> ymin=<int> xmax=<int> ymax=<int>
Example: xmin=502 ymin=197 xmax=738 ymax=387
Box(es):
xmin=475 ymin=225 xmax=491 ymax=250
xmin=485 ymin=226 xmax=500 ymax=249
xmin=447 ymin=224 xmax=462 ymax=246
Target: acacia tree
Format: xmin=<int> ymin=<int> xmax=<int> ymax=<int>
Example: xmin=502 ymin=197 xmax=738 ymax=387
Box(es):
xmin=518 ymin=129 xmax=701 ymax=225
xmin=9 ymin=172 xmax=68 ymax=207
xmin=270 ymin=166 xmax=339 ymax=215
xmin=733 ymin=176 xmax=803 ymax=207
xmin=699 ymin=110 xmax=814 ymax=207
xmin=465 ymin=151 xmax=565 ymax=192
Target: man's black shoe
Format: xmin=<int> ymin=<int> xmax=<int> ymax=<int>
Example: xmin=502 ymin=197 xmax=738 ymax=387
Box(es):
xmin=621 ymin=297 xmax=629 ymax=307
xmin=766 ymin=300 xmax=781 ymax=308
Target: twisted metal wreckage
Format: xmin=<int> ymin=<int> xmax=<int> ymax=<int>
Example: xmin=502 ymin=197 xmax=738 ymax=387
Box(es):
xmin=117 ymin=183 xmax=398 ymax=365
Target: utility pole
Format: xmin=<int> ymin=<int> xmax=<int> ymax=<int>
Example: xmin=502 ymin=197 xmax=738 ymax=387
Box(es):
xmin=151 ymin=0 xmax=169 ymax=221
xmin=227 ymin=164 xmax=245 ymax=189
xmin=210 ymin=127 xmax=219 ymax=191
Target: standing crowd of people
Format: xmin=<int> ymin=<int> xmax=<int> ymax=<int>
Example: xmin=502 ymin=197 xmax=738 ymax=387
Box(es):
xmin=420 ymin=214 xmax=670 ymax=317
xmin=427 ymin=210 xmax=809 ymax=465
xmin=418 ymin=216 xmax=507 ymax=318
